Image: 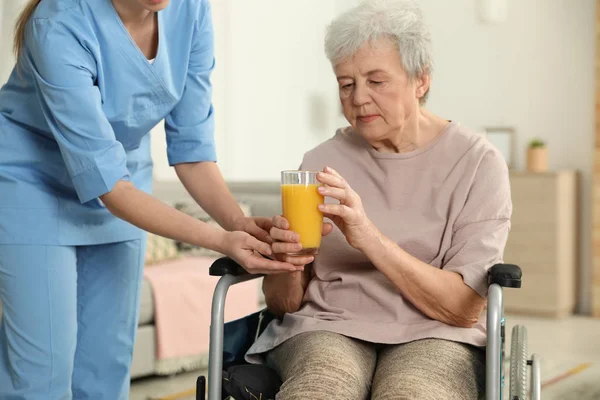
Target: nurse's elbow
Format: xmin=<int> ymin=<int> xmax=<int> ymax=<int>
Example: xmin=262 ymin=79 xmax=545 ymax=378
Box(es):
xmin=99 ymin=180 xmax=134 ymax=213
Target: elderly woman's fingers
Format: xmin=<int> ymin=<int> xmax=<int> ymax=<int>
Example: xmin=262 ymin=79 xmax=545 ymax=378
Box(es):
xmin=317 ymin=185 xmax=346 ymax=201
xmin=324 ymin=166 xmax=343 ymax=178
xmin=272 ymin=240 xmax=303 ymax=254
xmin=272 ymin=215 xmax=290 ymax=230
xmin=269 ymin=226 xmax=300 ymax=243
xmin=316 ymin=171 xmax=345 ymax=189
xmin=322 ymin=222 xmax=334 ymax=236
xmin=318 ymin=203 xmax=352 ymax=219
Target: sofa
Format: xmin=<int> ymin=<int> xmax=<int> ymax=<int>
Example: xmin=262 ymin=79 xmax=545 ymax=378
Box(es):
xmin=131 ymin=180 xmax=281 ymax=379
xmin=0 ymin=180 xmax=282 ymax=380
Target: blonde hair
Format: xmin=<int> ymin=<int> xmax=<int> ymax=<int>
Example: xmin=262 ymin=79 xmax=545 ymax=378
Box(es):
xmin=13 ymin=0 xmax=42 ymax=63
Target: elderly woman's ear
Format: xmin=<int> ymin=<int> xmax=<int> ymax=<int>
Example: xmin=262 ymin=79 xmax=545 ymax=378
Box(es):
xmin=416 ymin=73 xmax=431 ymax=104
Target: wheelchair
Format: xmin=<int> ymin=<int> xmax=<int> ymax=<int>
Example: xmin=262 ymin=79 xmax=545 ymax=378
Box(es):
xmin=196 ymin=257 xmax=541 ymax=400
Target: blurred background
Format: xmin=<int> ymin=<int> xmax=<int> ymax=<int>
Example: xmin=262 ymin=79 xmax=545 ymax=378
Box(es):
xmin=0 ymin=1 xmax=598 ymax=398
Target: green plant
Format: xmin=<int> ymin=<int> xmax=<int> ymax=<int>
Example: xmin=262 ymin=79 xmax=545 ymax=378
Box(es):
xmin=528 ymin=139 xmax=546 ymax=149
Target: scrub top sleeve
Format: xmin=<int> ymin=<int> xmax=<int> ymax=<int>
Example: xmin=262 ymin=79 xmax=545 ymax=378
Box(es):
xmin=25 ymin=19 xmax=130 ymax=204
xmin=165 ymin=0 xmax=217 ymax=166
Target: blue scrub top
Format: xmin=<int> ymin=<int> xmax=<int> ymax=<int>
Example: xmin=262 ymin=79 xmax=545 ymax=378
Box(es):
xmin=0 ymin=0 xmax=217 ymax=245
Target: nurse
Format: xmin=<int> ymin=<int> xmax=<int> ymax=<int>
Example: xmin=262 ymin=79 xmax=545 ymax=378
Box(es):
xmin=0 ymin=0 xmax=297 ymax=398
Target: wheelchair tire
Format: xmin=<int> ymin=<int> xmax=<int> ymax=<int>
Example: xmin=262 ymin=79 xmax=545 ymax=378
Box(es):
xmin=509 ymin=325 xmax=528 ymax=400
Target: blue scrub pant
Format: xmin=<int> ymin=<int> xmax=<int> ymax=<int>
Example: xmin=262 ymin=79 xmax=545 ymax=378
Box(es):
xmin=0 ymin=238 xmax=146 ymax=399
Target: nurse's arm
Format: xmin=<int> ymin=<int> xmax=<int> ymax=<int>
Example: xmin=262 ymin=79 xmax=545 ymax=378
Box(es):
xmin=174 ymin=161 xmax=247 ymax=232
xmin=99 ymin=180 xmax=298 ymax=274
xmin=100 ymin=180 xmax=227 ymax=251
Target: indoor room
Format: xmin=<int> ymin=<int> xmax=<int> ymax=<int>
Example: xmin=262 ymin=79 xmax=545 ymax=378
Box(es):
xmin=0 ymin=0 xmax=598 ymax=399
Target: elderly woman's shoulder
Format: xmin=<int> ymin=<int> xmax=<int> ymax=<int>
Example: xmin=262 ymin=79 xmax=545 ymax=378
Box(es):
xmin=298 ymin=127 xmax=360 ymax=167
xmin=447 ymin=124 xmax=508 ymax=172
xmin=302 ymin=126 xmax=360 ymax=157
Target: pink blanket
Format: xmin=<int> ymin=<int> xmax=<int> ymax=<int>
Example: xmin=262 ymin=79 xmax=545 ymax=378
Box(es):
xmin=143 ymin=256 xmax=260 ymax=362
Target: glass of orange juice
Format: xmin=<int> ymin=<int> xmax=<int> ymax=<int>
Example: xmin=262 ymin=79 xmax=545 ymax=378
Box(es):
xmin=281 ymin=170 xmax=325 ymax=255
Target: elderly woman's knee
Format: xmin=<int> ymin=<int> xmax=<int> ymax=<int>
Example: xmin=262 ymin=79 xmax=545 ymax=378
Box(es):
xmin=276 ymin=368 xmax=371 ymax=400
xmin=274 ymin=331 xmax=374 ymax=373
xmin=269 ymin=331 xmax=375 ymax=399
xmin=372 ymin=373 xmax=481 ymax=400
xmin=371 ymin=340 xmax=484 ymax=400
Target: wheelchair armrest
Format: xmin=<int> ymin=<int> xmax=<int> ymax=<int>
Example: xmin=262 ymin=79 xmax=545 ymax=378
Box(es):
xmin=488 ymin=263 xmax=522 ymax=288
xmin=209 ymin=257 xmax=249 ymax=277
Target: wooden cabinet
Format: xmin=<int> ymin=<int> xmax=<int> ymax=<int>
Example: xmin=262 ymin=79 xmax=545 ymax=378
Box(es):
xmin=503 ymin=170 xmax=578 ymax=318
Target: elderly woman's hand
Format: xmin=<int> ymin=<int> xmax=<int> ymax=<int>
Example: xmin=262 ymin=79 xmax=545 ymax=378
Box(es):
xmin=269 ymin=215 xmax=334 ymax=267
xmin=316 ymin=166 xmax=377 ymax=250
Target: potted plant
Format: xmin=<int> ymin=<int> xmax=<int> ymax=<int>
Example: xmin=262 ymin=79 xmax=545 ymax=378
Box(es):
xmin=527 ymin=139 xmax=548 ymax=172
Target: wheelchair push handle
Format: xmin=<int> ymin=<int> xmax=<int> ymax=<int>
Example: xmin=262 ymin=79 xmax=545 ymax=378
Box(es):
xmin=209 ymin=257 xmax=250 ymax=277
xmin=488 ymin=263 xmax=522 ymax=288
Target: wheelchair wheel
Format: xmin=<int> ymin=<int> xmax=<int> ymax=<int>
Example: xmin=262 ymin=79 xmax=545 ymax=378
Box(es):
xmin=509 ymin=325 xmax=528 ymax=400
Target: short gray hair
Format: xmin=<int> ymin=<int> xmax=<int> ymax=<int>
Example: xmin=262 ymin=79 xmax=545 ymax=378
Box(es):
xmin=324 ymin=0 xmax=433 ymax=103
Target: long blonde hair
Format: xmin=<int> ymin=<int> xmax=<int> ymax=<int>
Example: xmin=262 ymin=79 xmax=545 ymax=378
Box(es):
xmin=13 ymin=0 xmax=43 ymax=62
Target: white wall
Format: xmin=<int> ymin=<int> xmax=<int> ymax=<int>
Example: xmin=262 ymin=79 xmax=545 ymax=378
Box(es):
xmin=0 ymin=1 xmax=25 ymax=84
xmin=152 ymin=0 xmax=346 ymax=180
xmin=420 ymin=0 xmax=596 ymax=314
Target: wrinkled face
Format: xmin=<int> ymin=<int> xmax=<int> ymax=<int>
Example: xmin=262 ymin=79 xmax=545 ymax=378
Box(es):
xmin=334 ymin=39 xmax=429 ymax=144
xmin=135 ymin=0 xmax=170 ymax=12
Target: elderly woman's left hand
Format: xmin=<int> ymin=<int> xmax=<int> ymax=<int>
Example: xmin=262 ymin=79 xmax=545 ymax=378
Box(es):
xmin=317 ymin=166 xmax=377 ymax=250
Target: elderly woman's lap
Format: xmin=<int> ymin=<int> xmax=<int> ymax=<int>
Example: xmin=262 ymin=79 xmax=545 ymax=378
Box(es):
xmin=371 ymin=338 xmax=485 ymax=400
xmin=266 ymin=333 xmax=484 ymax=400
xmin=266 ymin=331 xmax=376 ymax=400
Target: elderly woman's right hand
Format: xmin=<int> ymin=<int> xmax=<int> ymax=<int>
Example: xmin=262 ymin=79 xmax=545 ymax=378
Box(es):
xmin=270 ymin=215 xmax=334 ymax=266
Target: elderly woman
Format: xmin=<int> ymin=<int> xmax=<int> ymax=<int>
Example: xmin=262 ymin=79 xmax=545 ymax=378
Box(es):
xmin=246 ymin=1 xmax=511 ymax=398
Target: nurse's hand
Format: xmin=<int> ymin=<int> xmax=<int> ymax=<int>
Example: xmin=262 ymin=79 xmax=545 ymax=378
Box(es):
xmin=269 ymin=215 xmax=334 ymax=266
xmin=220 ymin=231 xmax=300 ymax=275
xmin=231 ymin=216 xmax=274 ymax=245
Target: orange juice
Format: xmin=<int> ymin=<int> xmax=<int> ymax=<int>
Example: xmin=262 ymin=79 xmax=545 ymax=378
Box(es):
xmin=281 ymin=183 xmax=324 ymax=254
